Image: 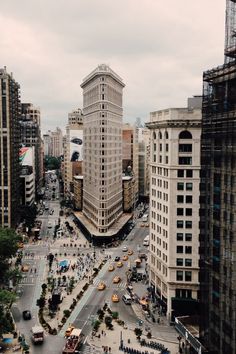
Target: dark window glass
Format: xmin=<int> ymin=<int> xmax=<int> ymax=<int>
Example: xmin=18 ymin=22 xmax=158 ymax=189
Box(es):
xmin=176 ymin=258 xmax=183 ymax=266
xmin=177 ymin=233 xmax=184 ymax=241
xmin=186 ymin=208 xmax=192 ymax=216
xmin=185 ymin=221 xmax=192 ymax=229
xmin=177 ymin=220 xmax=184 ymax=228
xmin=185 ymin=233 xmax=192 ymax=241
xmin=186 ymin=195 xmax=192 ymax=203
xmin=177 ymin=208 xmax=184 ymax=216
xmin=177 ymin=195 xmax=184 ymax=203
xmin=177 ymin=182 xmax=184 ymax=190
xmin=185 ymin=246 xmax=192 ymax=254
xmin=177 ymin=246 xmax=183 ymax=253
xmin=179 ymin=131 xmax=192 ymax=139
xmin=185 ymin=259 xmax=192 ymax=266
xmin=176 ymin=271 xmax=183 ymax=281
xmin=186 ymin=170 xmax=193 ymax=178
xmin=186 ymin=183 xmax=193 ymax=191
xmin=177 ymin=170 xmax=184 ymax=177
xmin=185 ymin=271 xmax=192 ymax=281
xmin=179 ymin=157 xmax=192 ymax=165
xmin=179 ymin=144 xmax=192 ymax=153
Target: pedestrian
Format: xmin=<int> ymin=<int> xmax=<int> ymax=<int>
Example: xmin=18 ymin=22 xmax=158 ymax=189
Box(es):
xmin=101 ymin=330 xmax=104 ymax=336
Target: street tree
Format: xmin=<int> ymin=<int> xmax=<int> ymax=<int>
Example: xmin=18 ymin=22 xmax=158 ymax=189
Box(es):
xmin=0 ymin=228 xmax=20 ymax=281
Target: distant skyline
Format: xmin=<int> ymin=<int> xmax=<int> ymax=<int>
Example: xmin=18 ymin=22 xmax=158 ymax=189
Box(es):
xmin=0 ymin=0 xmax=225 ymax=132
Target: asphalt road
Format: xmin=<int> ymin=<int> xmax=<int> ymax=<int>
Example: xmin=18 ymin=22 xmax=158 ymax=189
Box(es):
xmin=69 ymin=222 xmax=149 ymax=342
xmin=12 ymin=174 xmax=67 ymax=354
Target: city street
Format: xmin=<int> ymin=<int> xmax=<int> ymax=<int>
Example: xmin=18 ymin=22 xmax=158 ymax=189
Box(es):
xmin=12 ymin=180 xmax=177 ymax=354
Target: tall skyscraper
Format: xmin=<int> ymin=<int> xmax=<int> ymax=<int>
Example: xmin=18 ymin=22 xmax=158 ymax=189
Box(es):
xmin=147 ymin=98 xmax=202 ymax=320
xmin=20 ymin=103 xmax=43 ymax=196
xmin=200 ymin=1 xmax=236 ymax=353
xmin=0 ymin=67 xmax=21 ymax=227
xmin=81 ymin=64 xmax=125 ymax=234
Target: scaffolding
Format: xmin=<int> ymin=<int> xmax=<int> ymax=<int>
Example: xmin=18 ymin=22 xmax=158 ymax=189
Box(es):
xmin=225 ymin=0 xmax=236 ymax=60
xmin=200 ymin=2 xmax=236 ymax=352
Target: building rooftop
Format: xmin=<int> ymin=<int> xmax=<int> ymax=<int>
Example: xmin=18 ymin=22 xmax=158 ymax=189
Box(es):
xmin=81 ymin=64 xmax=125 ymax=87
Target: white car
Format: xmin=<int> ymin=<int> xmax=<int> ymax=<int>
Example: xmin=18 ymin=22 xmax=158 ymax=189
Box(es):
xmin=122 ymin=246 xmax=128 ymax=252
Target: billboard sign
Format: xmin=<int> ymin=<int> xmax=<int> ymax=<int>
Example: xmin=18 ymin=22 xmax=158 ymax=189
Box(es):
xmin=69 ymin=130 xmax=83 ymax=162
xmin=19 ymin=147 xmax=34 ymax=167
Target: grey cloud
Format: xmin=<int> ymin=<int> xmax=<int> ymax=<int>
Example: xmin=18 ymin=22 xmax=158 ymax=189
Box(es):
xmin=0 ymin=0 xmax=226 ymax=130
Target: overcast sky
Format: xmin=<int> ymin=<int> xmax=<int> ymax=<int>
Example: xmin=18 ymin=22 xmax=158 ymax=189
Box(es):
xmin=0 ymin=0 xmax=225 ymax=132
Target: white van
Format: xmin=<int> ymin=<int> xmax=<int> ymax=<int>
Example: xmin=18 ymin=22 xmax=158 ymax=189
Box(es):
xmin=143 ymin=235 xmax=149 ymax=246
xmin=122 ymin=294 xmax=132 ymax=305
xmin=48 ymin=221 xmax=52 ymax=228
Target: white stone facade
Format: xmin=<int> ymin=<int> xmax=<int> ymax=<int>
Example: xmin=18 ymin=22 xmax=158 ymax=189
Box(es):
xmin=147 ymin=105 xmax=201 ymax=318
xmin=81 ymin=64 xmax=125 ymax=234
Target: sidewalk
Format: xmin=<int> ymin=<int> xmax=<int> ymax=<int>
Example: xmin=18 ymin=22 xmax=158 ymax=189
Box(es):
xmin=87 ymin=320 xmax=179 ymax=354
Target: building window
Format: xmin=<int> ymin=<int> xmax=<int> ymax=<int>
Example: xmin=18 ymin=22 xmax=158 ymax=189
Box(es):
xmin=185 ymin=259 xmax=192 ymax=266
xmin=177 ymin=208 xmax=184 ymax=216
xmin=159 ymin=156 xmax=162 ymax=163
xmin=185 ymin=246 xmax=192 ymax=254
xmin=176 ymin=271 xmax=183 ymax=281
xmin=177 ymin=246 xmax=183 ymax=253
xmin=177 ymin=233 xmax=184 ymax=241
xmin=177 ymin=195 xmax=184 ymax=203
xmin=186 ymin=183 xmax=193 ymax=191
xmin=176 ymin=258 xmax=183 ymax=266
xmin=177 ymin=169 xmax=184 ymax=177
xmin=186 ymin=208 xmax=192 ymax=216
xmin=179 ymin=144 xmax=192 ymax=153
xmin=160 ymin=144 xmax=162 ymax=151
xmin=185 ymin=271 xmax=192 ymax=281
xmin=177 ymin=220 xmax=184 ymax=228
xmin=186 ymin=170 xmax=193 ymax=178
xmin=179 ymin=157 xmax=192 ymax=165
xmin=166 ymin=144 xmax=168 ymax=152
xmin=165 ymin=156 xmax=168 ymax=164
xmin=185 ymin=221 xmax=192 ymax=229
xmin=177 ymin=182 xmax=184 ymax=190
xmin=179 ymin=130 xmax=192 ymax=139
xmin=186 ymin=195 xmax=192 ymax=203
xmin=185 ymin=233 xmax=192 ymax=241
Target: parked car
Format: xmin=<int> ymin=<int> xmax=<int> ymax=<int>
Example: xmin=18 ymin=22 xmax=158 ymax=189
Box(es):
xmin=122 ymin=246 xmax=128 ymax=252
xmin=114 ymin=256 xmax=120 ymax=262
xmin=22 ymin=310 xmax=31 ymax=320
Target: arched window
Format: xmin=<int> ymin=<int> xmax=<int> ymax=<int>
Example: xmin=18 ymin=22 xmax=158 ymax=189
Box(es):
xmin=165 ymin=131 xmax=169 ymax=139
xmin=179 ymin=130 xmax=192 ymax=139
xmin=153 ymin=131 xmax=156 ymax=140
xmin=159 ymin=131 xmax=162 ymax=139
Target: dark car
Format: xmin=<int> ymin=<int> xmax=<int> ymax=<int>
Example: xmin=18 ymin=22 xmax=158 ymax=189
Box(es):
xmin=22 ymin=310 xmax=31 ymax=320
xmin=114 ymin=256 xmax=120 ymax=262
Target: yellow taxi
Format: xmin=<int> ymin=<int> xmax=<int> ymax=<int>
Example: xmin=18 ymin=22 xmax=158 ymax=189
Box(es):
xmin=108 ymin=264 xmax=115 ymax=272
xmin=127 ymin=250 xmax=133 ymax=256
xmin=97 ymin=282 xmax=106 ymax=291
xmin=113 ymin=276 xmax=121 ymax=284
xmin=111 ymin=294 xmax=119 ymax=303
xmin=65 ymin=325 xmax=75 ymax=337
xmin=21 ymin=264 xmax=29 ymax=272
xmin=123 ymin=255 xmax=128 ymax=261
xmin=117 ymin=261 xmax=123 ymax=268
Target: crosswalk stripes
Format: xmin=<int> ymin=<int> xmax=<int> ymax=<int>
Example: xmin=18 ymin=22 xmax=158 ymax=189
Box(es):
xmin=22 ymin=255 xmax=45 ymax=260
xmin=19 ymin=275 xmax=44 ymax=285
xmin=92 ymin=278 xmax=126 ymax=288
xmin=82 ymin=344 xmax=100 ymax=354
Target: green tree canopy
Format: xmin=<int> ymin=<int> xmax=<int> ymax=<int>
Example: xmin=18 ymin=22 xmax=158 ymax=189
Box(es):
xmin=0 ymin=228 xmax=20 ymax=260
xmin=44 ymin=156 xmax=61 ymax=170
xmin=0 ymin=228 xmax=20 ymax=281
xmin=0 ymin=289 xmax=16 ymax=307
